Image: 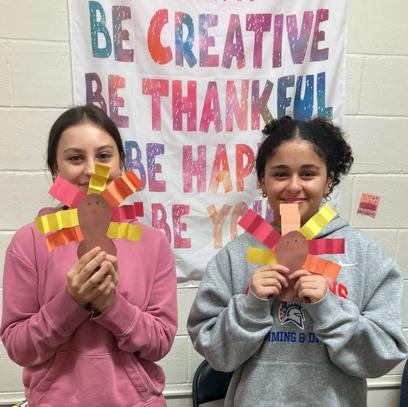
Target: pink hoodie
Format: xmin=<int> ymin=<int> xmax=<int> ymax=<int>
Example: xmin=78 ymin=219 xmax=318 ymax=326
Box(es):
xmin=1 ymin=209 xmax=177 ymax=406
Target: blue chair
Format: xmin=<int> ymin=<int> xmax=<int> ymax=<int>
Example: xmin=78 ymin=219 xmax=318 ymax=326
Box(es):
xmin=192 ymin=360 xmax=233 ymax=407
xmin=400 ymin=360 xmax=408 ymax=406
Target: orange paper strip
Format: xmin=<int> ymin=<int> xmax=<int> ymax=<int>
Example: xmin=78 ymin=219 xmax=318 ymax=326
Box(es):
xmin=238 ymin=209 xmax=280 ymax=249
xmin=102 ymin=171 xmax=142 ymax=207
xmin=280 ymin=203 xmax=300 ymax=236
xmin=303 ymin=254 xmax=341 ymax=280
xmin=45 ymin=226 xmax=84 ymax=251
xmin=49 ymin=177 xmax=86 ymax=208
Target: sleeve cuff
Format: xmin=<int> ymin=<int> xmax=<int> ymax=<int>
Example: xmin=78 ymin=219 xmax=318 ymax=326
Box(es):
xmin=303 ymin=291 xmax=339 ymax=328
xmin=93 ymin=292 xmax=138 ymax=335
xmin=241 ymin=289 xmax=273 ymax=320
xmin=43 ymin=288 xmax=90 ymax=335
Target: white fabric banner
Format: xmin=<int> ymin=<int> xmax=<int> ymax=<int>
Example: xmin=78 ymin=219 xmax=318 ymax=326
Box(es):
xmin=68 ymin=0 xmax=346 ymax=283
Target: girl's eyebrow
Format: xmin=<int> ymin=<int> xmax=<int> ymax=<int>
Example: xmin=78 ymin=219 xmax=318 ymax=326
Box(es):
xmin=62 ymin=145 xmax=114 ymax=154
xmin=301 ymin=164 xmax=321 ymax=169
xmin=96 ymin=145 xmax=114 ymax=151
xmin=268 ymin=164 xmax=288 ymax=169
xmin=268 ymin=164 xmax=321 ymax=168
xmin=62 ymin=148 xmax=82 ymax=154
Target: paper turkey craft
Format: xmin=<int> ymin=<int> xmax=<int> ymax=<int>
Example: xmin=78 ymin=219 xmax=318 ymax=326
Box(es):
xmin=35 ymin=164 xmax=144 ymax=256
xmin=238 ymin=203 xmax=345 ymax=302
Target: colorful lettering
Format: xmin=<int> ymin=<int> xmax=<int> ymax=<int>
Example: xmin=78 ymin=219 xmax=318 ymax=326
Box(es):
xmin=112 ymin=6 xmax=134 ymax=62
xmin=183 ymin=145 xmax=206 ymax=193
xmin=172 ymin=80 xmax=197 ymax=131
xmin=108 ymin=75 xmax=128 ymax=128
xmin=173 ymin=204 xmax=191 ymax=248
xmin=207 ymin=204 xmax=232 ymax=248
xmin=147 ymin=9 xmax=172 ymax=64
xmin=142 ymin=78 xmax=169 ymax=130
xmin=147 ymin=143 xmax=166 ymax=192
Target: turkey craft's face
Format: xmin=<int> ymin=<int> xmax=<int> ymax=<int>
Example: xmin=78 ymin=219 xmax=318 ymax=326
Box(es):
xmin=77 ymin=194 xmax=112 ymax=233
xmin=276 ymin=231 xmax=308 ymax=303
xmin=55 ymin=122 xmax=122 ymax=192
xmin=76 ymin=193 xmax=116 ymax=257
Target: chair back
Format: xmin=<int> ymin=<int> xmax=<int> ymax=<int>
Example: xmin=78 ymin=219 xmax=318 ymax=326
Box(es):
xmin=192 ymin=360 xmax=233 ymax=407
xmin=400 ymin=359 xmax=408 ymax=407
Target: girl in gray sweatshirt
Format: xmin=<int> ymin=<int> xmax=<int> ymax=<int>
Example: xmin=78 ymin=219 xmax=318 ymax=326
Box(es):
xmin=187 ymin=116 xmax=408 ymax=407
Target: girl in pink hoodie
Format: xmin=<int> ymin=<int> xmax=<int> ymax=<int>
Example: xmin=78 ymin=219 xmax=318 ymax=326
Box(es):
xmin=1 ymin=105 xmax=177 ymax=406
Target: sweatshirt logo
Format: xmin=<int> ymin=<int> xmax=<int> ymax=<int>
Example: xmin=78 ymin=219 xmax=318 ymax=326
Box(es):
xmin=278 ymin=302 xmax=305 ymax=330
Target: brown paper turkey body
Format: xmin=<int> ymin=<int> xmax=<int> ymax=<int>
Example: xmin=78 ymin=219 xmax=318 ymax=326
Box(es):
xmin=276 ymin=231 xmax=309 ymax=302
xmin=35 ymin=164 xmax=144 ymax=255
xmin=77 ymin=193 xmax=116 ymax=257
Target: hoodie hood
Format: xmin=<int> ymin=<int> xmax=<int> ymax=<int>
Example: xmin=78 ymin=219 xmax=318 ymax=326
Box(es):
xmin=314 ymin=214 xmax=350 ymax=239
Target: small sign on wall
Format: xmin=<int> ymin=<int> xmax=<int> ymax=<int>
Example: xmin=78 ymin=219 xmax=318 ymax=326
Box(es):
xmin=357 ymin=193 xmax=381 ymax=218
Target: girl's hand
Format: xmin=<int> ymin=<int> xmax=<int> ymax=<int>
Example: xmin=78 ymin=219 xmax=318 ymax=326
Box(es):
xmin=290 ymin=269 xmax=328 ymax=303
xmin=250 ymin=264 xmax=289 ymax=299
xmin=104 ymin=254 xmax=118 ymax=284
xmin=67 ymin=247 xmax=106 ymax=307
xmin=66 ymin=247 xmax=107 ymax=307
xmin=90 ymin=256 xmax=118 ymax=313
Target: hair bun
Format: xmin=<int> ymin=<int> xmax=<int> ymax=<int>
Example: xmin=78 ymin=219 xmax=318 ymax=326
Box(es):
xmin=262 ymin=115 xmax=292 ymax=135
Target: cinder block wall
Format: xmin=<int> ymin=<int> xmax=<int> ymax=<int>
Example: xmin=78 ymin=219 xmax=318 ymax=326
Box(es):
xmin=0 ymin=1 xmax=407 ymax=406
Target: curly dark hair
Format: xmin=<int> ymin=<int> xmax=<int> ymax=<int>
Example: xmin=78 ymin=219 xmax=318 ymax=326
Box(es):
xmin=256 ymin=116 xmax=354 ymax=194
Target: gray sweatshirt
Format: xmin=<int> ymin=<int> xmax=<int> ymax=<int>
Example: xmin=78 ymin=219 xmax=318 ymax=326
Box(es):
xmin=187 ymin=216 xmax=408 ymax=407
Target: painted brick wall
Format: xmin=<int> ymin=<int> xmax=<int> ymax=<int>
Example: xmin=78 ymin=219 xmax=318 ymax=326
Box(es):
xmin=0 ymin=1 xmax=407 ymax=406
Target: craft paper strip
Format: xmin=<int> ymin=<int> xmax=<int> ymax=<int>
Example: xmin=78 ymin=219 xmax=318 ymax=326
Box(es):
xmin=45 ymin=226 xmax=84 ymax=251
xmin=35 ymin=209 xmax=79 ymax=234
xmin=238 ymin=209 xmax=280 ymax=249
xmin=49 ymin=177 xmax=86 ymax=208
xmin=111 ymin=202 xmax=144 ymax=221
xmin=247 ymin=247 xmax=277 ymax=265
xmin=300 ymin=204 xmax=337 ymax=240
xmin=357 ymin=193 xmax=381 ymax=218
xmin=280 ymin=203 xmax=300 ymax=236
xmin=88 ymin=163 xmax=110 ymax=194
xmin=102 ymin=171 xmax=142 ymax=207
xmin=308 ymin=239 xmax=345 ymax=255
xmin=107 ymin=222 xmax=143 ymax=241
xmin=303 ymin=254 xmax=341 ymax=280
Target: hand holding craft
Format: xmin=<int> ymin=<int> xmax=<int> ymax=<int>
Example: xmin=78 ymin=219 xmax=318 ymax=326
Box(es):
xmin=66 ymin=246 xmax=111 ymax=307
xmin=290 ymin=269 xmax=327 ymax=303
xmin=250 ymin=264 xmax=289 ymax=299
xmin=90 ymin=254 xmax=118 ymax=312
xmin=239 ymin=202 xmax=344 ymax=303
